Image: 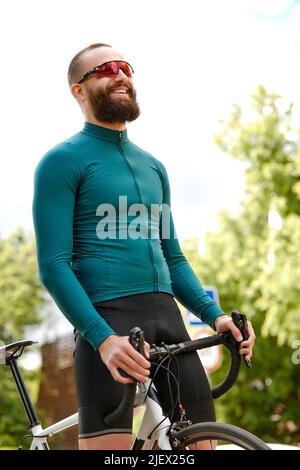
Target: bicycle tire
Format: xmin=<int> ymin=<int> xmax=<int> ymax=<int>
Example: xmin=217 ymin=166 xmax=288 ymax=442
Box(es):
xmin=171 ymin=422 xmax=271 ymax=450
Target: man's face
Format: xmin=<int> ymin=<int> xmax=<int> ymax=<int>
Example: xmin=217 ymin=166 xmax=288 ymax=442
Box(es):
xmin=78 ymin=47 xmax=140 ymax=123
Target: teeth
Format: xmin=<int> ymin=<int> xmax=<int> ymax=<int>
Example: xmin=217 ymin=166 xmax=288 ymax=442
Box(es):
xmin=112 ymin=89 xmax=127 ymax=94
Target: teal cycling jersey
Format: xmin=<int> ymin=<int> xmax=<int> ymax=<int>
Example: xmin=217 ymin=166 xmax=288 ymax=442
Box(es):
xmin=32 ymin=122 xmax=224 ymax=350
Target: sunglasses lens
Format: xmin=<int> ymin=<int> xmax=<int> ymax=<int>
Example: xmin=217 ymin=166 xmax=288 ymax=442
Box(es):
xmin=121 ymin=62 xmax=133 ymax=78
xmin=95 ymin=62 xmax=117 ymax=78
xmin=95 ymin=61 xmax=133 ymax=79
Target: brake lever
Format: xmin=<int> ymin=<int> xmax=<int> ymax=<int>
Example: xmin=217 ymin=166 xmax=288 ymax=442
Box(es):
xmin=231 ymin=310 xmax=252 ymax=369
xmin=129 ymin=327 xmax=147 ymax=393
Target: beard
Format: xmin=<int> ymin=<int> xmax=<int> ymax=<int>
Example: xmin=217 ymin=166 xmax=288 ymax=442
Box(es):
xmin=86 ymin=82 xmax=140 ymax=123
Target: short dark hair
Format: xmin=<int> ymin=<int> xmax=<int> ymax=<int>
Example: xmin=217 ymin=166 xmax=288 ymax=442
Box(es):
xmin=67 ymin=43 xmax=112 ymax=86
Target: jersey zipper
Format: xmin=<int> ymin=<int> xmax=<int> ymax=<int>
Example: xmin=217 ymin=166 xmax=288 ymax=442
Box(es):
xmin=117 ymin=132 xmax=158 ymax=291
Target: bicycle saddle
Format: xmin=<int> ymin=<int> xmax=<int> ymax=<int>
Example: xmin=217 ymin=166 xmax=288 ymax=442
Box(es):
xmin=0 ymin=340 xmax=38 ymax=365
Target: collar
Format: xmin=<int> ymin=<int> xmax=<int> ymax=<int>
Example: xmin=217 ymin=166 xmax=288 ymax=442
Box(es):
xmin=81 ymin=122 xmax=129 ymax=144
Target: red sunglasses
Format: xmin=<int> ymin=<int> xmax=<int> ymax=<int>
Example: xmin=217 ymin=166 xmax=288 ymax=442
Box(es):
xmin=77 ymin=60 xmax=134 ymax=84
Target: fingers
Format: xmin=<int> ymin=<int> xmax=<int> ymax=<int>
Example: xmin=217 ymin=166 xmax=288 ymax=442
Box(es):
xmin=239 ymin=347 xmax=253 ymax=360
xmin=239 ymin=321 xmax=256 ymax=361
xmin=100 ymin=335 xmax=152 ymax=384
xmin=107 ymin=339 xmax=151 ymax=384
xmin=109 ymin=363 xmax=148 ymax=385
xmin=240 ymin=322 xmax=256 ymax=348
xmin=144 ymin=341 xmax=150 ymax=359
xmin=240 ymin=338 xmax=252 ymax=348
xmin=116 ymin=354 xmax=151 ymax=380
xmin=240 ymin=339 xmax=253 ymax=360
xmin=230 ymin=323 xmax=243 ymax=342
xmin=247 ymin=321 xmax=256 ymax=342
xmin=110 ymin=367 xmax=134 ymax=385
xmin=108 ymin=357 xmax=150 ymax=384
xmin=117 ymin=358 xmax=150 ymax=383
xmin=126 ymin=342 xmax=151 ymax=369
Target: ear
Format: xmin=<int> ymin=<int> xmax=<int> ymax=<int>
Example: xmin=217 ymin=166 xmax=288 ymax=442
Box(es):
xmin=70 ymin=83 xmax=86 ymax=103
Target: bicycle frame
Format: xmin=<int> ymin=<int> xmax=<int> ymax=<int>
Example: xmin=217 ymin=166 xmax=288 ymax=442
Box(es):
xmin=29 ymin=381 xmax=172 ymax=450
xmin=7 ymin=349 xmax=170 ymax=450
xmin=29 ymin=414 xmax=78 ymax=450
xmin=131 ymin=382 xmax=172 ymax=450
xmin=6 ymin=354 xmax=78 ymax=450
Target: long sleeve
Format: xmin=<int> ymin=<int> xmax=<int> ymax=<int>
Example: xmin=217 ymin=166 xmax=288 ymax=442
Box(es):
xmin=32 ymin=146 xmax=116 ymax=350
xmin=159 ymin=162 xmax=225 ymax=330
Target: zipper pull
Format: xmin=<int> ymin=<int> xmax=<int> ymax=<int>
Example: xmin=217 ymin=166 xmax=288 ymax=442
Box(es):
xmin=118 ymin=131 xmax=122 ymax=144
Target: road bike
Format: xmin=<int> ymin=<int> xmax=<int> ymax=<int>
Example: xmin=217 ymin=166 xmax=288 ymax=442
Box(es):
xmin=0 ymin=311 xmax=270 ymax=450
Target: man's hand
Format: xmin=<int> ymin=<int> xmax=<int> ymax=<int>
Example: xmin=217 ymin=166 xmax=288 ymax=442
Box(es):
xmin=214 ymin=315 xmax=256 ymax=362
xmin=98 ymin=335 xmax=151 ymax=384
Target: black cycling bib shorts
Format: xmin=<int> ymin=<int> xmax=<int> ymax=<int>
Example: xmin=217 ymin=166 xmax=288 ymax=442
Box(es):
xmin=73 ymin=292 xmax=216 ymax=439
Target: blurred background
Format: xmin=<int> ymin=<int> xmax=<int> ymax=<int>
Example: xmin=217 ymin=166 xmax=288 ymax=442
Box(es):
xmin=0 ymin=0 xmax=299 ymax=449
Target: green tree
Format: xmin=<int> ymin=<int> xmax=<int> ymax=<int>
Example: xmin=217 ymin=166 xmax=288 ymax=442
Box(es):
xmin=184 ymin=87 xmax=300 ymax=445
xmin=0 ymin=228 xmax=44 ymax=448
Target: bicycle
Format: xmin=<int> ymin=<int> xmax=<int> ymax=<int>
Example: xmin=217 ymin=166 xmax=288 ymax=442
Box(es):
xmin=0 ymin=311 xmax=270 ymax=450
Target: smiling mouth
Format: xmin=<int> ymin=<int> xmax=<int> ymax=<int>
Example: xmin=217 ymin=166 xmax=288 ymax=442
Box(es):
xmin=110 ymin=88 xmax=130 ymax=96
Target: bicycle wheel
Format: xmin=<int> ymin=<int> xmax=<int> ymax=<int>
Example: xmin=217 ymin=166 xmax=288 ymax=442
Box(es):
xmin=171 ymin=422 xmax=271 ymax=450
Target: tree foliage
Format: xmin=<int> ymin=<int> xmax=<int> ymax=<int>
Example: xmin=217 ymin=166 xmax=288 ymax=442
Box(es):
xmin=0 ymin=228 xmax=44 ymax=447
xmin=185 ymin=87 xmax=300 ymax=445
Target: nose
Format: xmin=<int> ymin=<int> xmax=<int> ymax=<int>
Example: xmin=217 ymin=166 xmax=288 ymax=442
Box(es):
xmin=115 ymin=68 xmax=129 ymax=81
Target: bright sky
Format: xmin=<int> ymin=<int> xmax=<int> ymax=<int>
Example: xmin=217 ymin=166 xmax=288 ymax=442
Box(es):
xmin=1 ymin=0 xmax=300 ymax=243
